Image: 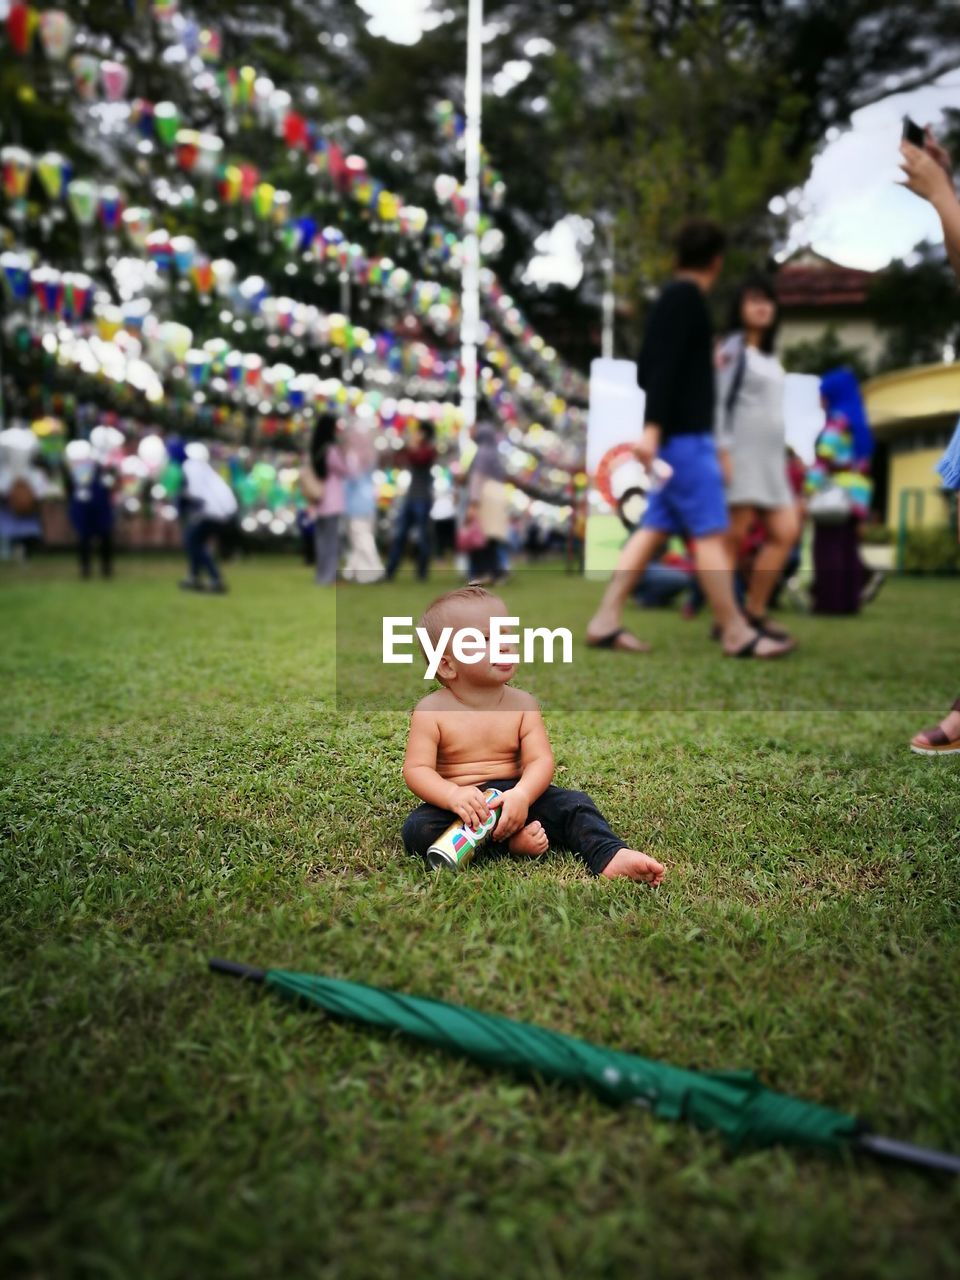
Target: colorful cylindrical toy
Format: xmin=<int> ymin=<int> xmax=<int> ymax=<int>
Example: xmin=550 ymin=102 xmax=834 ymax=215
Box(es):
xmin=426 ymin=788 xmax=503 ymax=872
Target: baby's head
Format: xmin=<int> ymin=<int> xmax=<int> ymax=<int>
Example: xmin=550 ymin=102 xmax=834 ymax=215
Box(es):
xmin=418 ymin=585 xmax=518 ymax=690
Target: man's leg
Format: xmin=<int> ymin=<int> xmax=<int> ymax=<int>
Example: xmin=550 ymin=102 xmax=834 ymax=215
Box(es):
xmin=100 ymin=530 xmax=114 ymax=578
xmin=693 ymin=534 xmax=786 ymax=655
xmin=635 ymin=563 xmax=691 ymax=608
xmin=385 ymin=501 xmax=414 ymax=580
xmin=414 ymin=501 xmax=432 ymax=580
xmin=586 ymin=526 xmax=668 ymax=644
xmin=78 ymin=534 xmax=92 ymax=579
xmin=183 ymin=521 xmax=202 ymax=582
xmin=194 ymin=521 xmax=223 ymax=584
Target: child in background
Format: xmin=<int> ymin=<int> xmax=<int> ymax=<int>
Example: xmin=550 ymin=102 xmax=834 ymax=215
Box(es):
xmin=401 ymin=586 xmax=665 ymax=883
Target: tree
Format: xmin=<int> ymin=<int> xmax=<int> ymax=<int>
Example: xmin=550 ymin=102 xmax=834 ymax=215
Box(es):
xmin=781 ymin=326 xmax=872 ymax=383
xmin=869 ymin=244 xmax=960 ymax=372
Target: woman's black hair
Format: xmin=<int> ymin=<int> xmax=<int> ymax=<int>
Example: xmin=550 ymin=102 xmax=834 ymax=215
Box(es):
xmin=727 ymin=274 xmax=780 ymax=353
xmin=310 ymin=413 xmax=337 ymax=480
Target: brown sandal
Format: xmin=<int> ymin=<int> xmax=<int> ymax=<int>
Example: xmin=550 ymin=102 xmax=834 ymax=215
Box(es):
xmin=745 ymin=610 xmax=793 ymax=644
xmin=910 ymin=698 xmax=960 ymax=755
xmin=586 ymin=628 xmax=651 ymax=653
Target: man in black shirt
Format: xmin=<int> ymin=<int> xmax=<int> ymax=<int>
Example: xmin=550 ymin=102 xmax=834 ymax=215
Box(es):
xmin=385 ymin=421 xmax=437 ymax=581
xmin=586 ymin=219 xmax=790 ymax=659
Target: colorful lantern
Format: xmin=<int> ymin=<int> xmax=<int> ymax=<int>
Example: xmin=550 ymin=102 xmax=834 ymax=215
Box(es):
xmin=251 ymin=75 xmax=274 ymax=120
xmin=210 ymin=258 xmax=236 ymax=297
xmin=66 ymin=178 xmax=98 ymax=227
xmin=252 ymin=182 xmax=275 ymax=221
xmin=69 ymin=53 xmax=100 ymax=102
xmin=175 ymin=128 xmax=200 ymax=172
xmin=238 ymin=275 xmax=268 ymax=309
xmin=345 ymin=155 xmax=368 ymax=187
xmin=122 ymin=206 xmax=153 ymax=249
xmin=94 ymin=302 xmax=122 ymax=341
xmin=434 ymin=174 xmax=458 ymax=203
xmin=98 ymin=185 xmax=124 ymax=233
xmin=242 ymin=353 xmax=263 ymax=389
xmin=6 ymin=5 xmax=39 ymax=57
xmin=195 ymin=133 xmax=223 ymax=179
xmin=31 ymin=266 xmax=64 ymax=315
xmin=283 ymin=112 xmax=309 ymax=149
xmin=151 ymin=1 xmax=179 ymax=24
xmin=262 ymin=88 xmax=289 ymax=132
xmin=100 ymin=59 xmax=130 ymax=102
xmin=121 ymin=298 xmax=152 ymax=334
xmin=145 ymin=229 xmax=174 ymax=270
xmin=62 ymin=271 xmax=92 ymax=320
xmin=1 ymin=146 xmax=33 ymax=201
xmin=190 ymin=256 xmax=214 ymax=298
xmin=158 ymin=321 xmax=192 ymax=363
xmin=202 ymin=337 xmax=231 ymax=372
xmin=39 ymin=10 xmax=75 ymax=61
xmin=185 ymin=348 xmax=211 ymax=388
xmin=153 ymin=102 xmax=180 ymax=147
xmin=239 ymin=165 xmax=259 ymax=200
xmin=36 ymin=152 xmax=70 ymax=202
xmin=0 ymin=250 xmax=32 ymax=302
xmin=217 ymin=164 xmax=242 ymax=205
xmin=130 ymin=98 xmax=155 ymax=139
xmin=197 ymin=27 xmax=221 ymax=63
xmin=170 ymin=235 xmax=196 ymax=274
xmin=272 ymin=189 xmax=291 ymax=227
xmin=377 ymin=190 xmax=399 ymax=223
xmin=224 ymin=349 xmax=243 ymax=390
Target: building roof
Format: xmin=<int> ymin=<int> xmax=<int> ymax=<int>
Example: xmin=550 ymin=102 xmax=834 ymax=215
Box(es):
xmin=776 ymin=250 xmax=875 ymax=309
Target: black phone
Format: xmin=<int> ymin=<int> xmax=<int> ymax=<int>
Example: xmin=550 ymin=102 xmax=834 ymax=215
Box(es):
xmin=903 ymin=117 xmax=925 ymax=147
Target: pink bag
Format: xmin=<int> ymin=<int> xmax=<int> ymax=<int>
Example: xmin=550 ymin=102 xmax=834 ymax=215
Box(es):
xmin=456 ymin=519 xmax=486 ymax=553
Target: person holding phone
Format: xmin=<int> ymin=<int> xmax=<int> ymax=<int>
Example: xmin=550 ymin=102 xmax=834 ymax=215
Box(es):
xmin=900 ymin=118 xmax=960 ymax=278
xmin=899 ymin=120 xmax=960 ymax=754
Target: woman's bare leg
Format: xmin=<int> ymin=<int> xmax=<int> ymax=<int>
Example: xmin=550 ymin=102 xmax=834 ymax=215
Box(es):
xmin=745 ymin=505 xmax=800 ymax=619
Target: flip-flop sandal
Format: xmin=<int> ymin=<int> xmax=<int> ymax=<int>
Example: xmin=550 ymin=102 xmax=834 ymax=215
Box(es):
xmin=745 ymin=610 xmax=793 ymax=642
xmin=586 ymin=628 xmax=650 ymax=653
xmin=910 ymin=699 xmax=960 ymax=755
xmin=727 ymin=632 xmax=789 ymax=660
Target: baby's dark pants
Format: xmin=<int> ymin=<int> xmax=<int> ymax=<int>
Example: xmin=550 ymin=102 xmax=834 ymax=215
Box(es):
xmin=401 ymin=778 xmax=624 ymax=877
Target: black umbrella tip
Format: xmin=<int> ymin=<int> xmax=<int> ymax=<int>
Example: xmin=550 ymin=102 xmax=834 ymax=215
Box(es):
xmin=208 ymin=957 xmax=267 ymax=983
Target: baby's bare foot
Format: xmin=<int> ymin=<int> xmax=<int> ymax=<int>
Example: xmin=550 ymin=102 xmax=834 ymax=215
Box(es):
xmin=601 ymin=848 xmax=665 ymax=884
xmin=508 ymin=821 xmax=549 ymax=856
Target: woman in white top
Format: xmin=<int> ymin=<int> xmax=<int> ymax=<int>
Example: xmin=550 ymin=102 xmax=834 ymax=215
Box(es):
xmin=715 ymin=276 xmax=798 ymax=640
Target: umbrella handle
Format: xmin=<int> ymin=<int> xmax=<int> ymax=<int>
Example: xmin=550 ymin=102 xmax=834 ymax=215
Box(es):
xmin=855 ymin=1133 xmax=960 ymax=1175
xmin=208 ymin=957 xmax=266 ymax=983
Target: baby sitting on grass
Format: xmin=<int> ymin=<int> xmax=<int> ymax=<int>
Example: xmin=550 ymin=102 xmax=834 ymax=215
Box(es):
xmin=401 ymin=586 xmax=665 ymax=883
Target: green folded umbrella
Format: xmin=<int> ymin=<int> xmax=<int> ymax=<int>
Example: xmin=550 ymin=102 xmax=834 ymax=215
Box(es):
xmin=209 ymin=959 xmax=960 ymax=1175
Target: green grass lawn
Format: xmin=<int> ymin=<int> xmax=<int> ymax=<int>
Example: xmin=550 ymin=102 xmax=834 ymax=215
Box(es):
xmin=2 ymin=556 xmax=959 ymax=1279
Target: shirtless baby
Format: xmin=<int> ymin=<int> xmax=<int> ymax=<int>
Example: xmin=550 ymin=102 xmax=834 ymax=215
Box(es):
xmin=401 ymin=586 xmax=665 ymax=882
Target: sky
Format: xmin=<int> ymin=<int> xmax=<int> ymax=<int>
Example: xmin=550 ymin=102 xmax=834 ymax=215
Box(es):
xmin=358 ymin=0 xmax=959 ymax=283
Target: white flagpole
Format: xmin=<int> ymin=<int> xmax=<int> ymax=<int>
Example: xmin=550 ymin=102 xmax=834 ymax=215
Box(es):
xmin=460 ymin=0 xmax=484 ymax=455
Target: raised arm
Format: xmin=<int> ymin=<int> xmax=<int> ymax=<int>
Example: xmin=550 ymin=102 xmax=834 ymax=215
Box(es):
xmin=900 ymin=138 xmax=960 ymax=282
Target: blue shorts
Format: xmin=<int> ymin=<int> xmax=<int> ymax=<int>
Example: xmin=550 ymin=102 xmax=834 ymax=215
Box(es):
xmin=641 ymin=434 xmax=729 ymax=539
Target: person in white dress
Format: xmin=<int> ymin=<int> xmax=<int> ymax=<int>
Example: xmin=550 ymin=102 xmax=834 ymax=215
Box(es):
xmin=715 ymin=275 xmax=799 ymax=643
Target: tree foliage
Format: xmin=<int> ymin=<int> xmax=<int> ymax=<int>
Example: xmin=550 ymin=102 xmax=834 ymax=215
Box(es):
xmin=781 ymin=326 xmax=872 ymax=384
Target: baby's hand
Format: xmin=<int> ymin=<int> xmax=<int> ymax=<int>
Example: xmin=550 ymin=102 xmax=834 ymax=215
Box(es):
xmin=490 ymin=789 xmax=529 ymax=838
xmin=447 ymin=786 xmax=492 ymax=831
